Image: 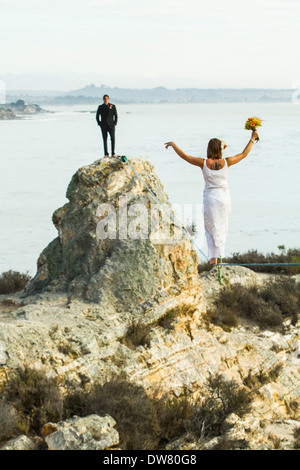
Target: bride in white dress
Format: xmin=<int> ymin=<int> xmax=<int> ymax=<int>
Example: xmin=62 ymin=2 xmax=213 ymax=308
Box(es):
xmin=165 ymin=129 xmax=259 ymax=266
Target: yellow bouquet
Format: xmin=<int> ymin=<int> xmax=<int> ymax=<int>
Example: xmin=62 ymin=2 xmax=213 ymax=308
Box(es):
xmin=245 ymin=117 xmax=262 ymax=141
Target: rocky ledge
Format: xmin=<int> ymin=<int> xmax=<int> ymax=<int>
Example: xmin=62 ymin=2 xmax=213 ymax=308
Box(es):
xmin=0 ymin=156 xmax=299 ymax=450
xmin=0 ymin=108 xmax=19 ymax=120
xmin=0 ymin=99 xmax=49 ymax=120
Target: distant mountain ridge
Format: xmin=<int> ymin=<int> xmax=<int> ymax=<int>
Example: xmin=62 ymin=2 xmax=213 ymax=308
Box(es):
xmin=6 ymin=84 xmax=295 ymax=105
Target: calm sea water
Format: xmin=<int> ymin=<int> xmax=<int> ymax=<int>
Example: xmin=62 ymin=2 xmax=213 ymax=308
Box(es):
xmin=1 ymin=102 xmax=299 ymax=276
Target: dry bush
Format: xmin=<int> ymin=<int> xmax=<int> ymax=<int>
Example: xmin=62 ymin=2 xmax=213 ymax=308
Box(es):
xmin=157 ymin=304 xmax=196 ymax=331
xmin=259 ymin=277 xmax=300 ymax=325
xmin=211 ymin=437 xmax=250 ymax=450
xmin=198 ymin=246 xmax=300 ymax=275
xmin=3 ymin=365 xmax=64 ymax=435
xmin=0 ymin=400 xmax=18 ymax=444
xmin=243 ymin=364 xmax=283 ymax=391
xmin=184 ymin=374 xmax=252 ymax=440
xmin=64 ymin=374 xmax=162 ymax=450
xmin=293 ymin=427 xmax=300 ymax=449
xmin=0 ymin=363 xmax=255 ymax=450
xmin=64 ymin=373 xmax=253 ymax=450
xmin=0 ymin=270 xmax=31 ymax=294
xmin=208 ymin=278 xmax=299 ymax=330
xmin=206 ymin=305 xmax=239 ymax=331
xmin=227 ymin=247 xmax=300 ymax=275
xmin=119 ymin=320 xmax=152 ymax=349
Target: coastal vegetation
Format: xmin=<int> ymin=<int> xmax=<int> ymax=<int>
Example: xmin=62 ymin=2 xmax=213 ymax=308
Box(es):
xmin=206 ymin=276 xmax=300 ymax=331
xmin=198 ymin=245 xmax=300 ymax=275
xmin=0 ymin=270 xmax=31 ymax=294
xmin=0 ymin=365 xmax=253 ymax=450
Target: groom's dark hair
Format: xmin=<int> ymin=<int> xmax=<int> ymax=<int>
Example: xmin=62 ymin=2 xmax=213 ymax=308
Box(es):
xmin=103 ymin=94 xmax=109 ymax=99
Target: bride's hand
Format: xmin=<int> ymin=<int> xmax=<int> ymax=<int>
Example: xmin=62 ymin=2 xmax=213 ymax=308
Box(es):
xmin=251 ymin=129 xmax=259 ymax=140
xmin=165 ymin=141 xmax=175 ymax=149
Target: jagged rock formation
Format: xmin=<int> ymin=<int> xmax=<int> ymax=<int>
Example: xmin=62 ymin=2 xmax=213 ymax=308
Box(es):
xmin=22 ymin=157 xmax=199 ymax=312
xmin=0 ymin=156 xmax=299 ymax=450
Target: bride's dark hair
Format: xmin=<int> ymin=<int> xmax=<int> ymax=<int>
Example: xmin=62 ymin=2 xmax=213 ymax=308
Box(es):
xmin=207 ymin=138 xmax=222 ymax=159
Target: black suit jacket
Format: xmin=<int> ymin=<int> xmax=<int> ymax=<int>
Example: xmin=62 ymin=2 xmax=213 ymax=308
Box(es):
xmin=96 ymin=103 xmax=118 ymax=128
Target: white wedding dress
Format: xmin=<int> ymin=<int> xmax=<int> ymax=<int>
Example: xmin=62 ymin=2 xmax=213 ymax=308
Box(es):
xmin=201 ymin=158 xmax=231 ymax=258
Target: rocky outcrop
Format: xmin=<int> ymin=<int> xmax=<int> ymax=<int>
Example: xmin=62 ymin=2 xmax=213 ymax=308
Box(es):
xmin=8 ymin=100 xmax=48 ymax=115
xmin=0 ymin=108 xmax=19 ymax=120
xmin=165 ymin=416 xmax=300 ymax=450
xmin=0 ymin=156 xmax=299 ymax=450
xmin=22 ymin=156 xmax=199 ymax=311
xmin=0 ymin=100 xmax=49 ymax=120
xmin=42 ymin=414 xmax=119 ymax=450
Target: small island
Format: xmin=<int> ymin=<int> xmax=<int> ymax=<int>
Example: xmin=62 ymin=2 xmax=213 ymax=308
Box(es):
xmin=0 ymin=99 xmax=49 ymax=120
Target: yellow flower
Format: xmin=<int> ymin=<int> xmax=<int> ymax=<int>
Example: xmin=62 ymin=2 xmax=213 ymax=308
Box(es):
xmin=245 ymin=116 xmax=262 ymax=131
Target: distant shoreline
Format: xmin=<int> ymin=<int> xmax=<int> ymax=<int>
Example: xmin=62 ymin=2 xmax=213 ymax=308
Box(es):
xmin=4 ymin=86 xmax=296 ymax=106
xmin=0 ymin=99 xmax=51 ymax=120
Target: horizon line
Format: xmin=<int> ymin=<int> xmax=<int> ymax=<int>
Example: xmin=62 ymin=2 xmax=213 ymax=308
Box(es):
xmin=5 ymin=85 xmax=297 ymax=92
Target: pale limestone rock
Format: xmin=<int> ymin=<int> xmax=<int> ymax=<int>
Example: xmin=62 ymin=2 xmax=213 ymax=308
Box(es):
xmin=21 ymin=157 xmax=199 ymax=311
xmin=43 ymin=414 xmax=119 ymax=450
xmin=0 ymin=435 xmax=38 ymax=450
xmin=0 ymin=341 xmax=7 ymax=365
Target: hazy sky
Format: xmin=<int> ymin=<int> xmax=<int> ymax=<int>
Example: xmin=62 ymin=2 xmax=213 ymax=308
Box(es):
xmin=0 ymin=0 xmax=299 ymax=89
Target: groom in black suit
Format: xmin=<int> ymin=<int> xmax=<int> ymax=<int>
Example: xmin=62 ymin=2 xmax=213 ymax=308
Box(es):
xmin=96 ymin=94 xmax=118 ymax=157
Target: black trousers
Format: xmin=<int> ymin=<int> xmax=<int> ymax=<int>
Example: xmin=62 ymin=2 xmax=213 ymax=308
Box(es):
xmin=100 ymin=124 xmax=115 ymax=155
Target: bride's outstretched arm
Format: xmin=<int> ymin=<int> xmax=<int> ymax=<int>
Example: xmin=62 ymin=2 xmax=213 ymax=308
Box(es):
xmin=164 ymin=141 xmax=204 ymax=167
xmin=226 ymin=130 xmax=259 ymax=167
